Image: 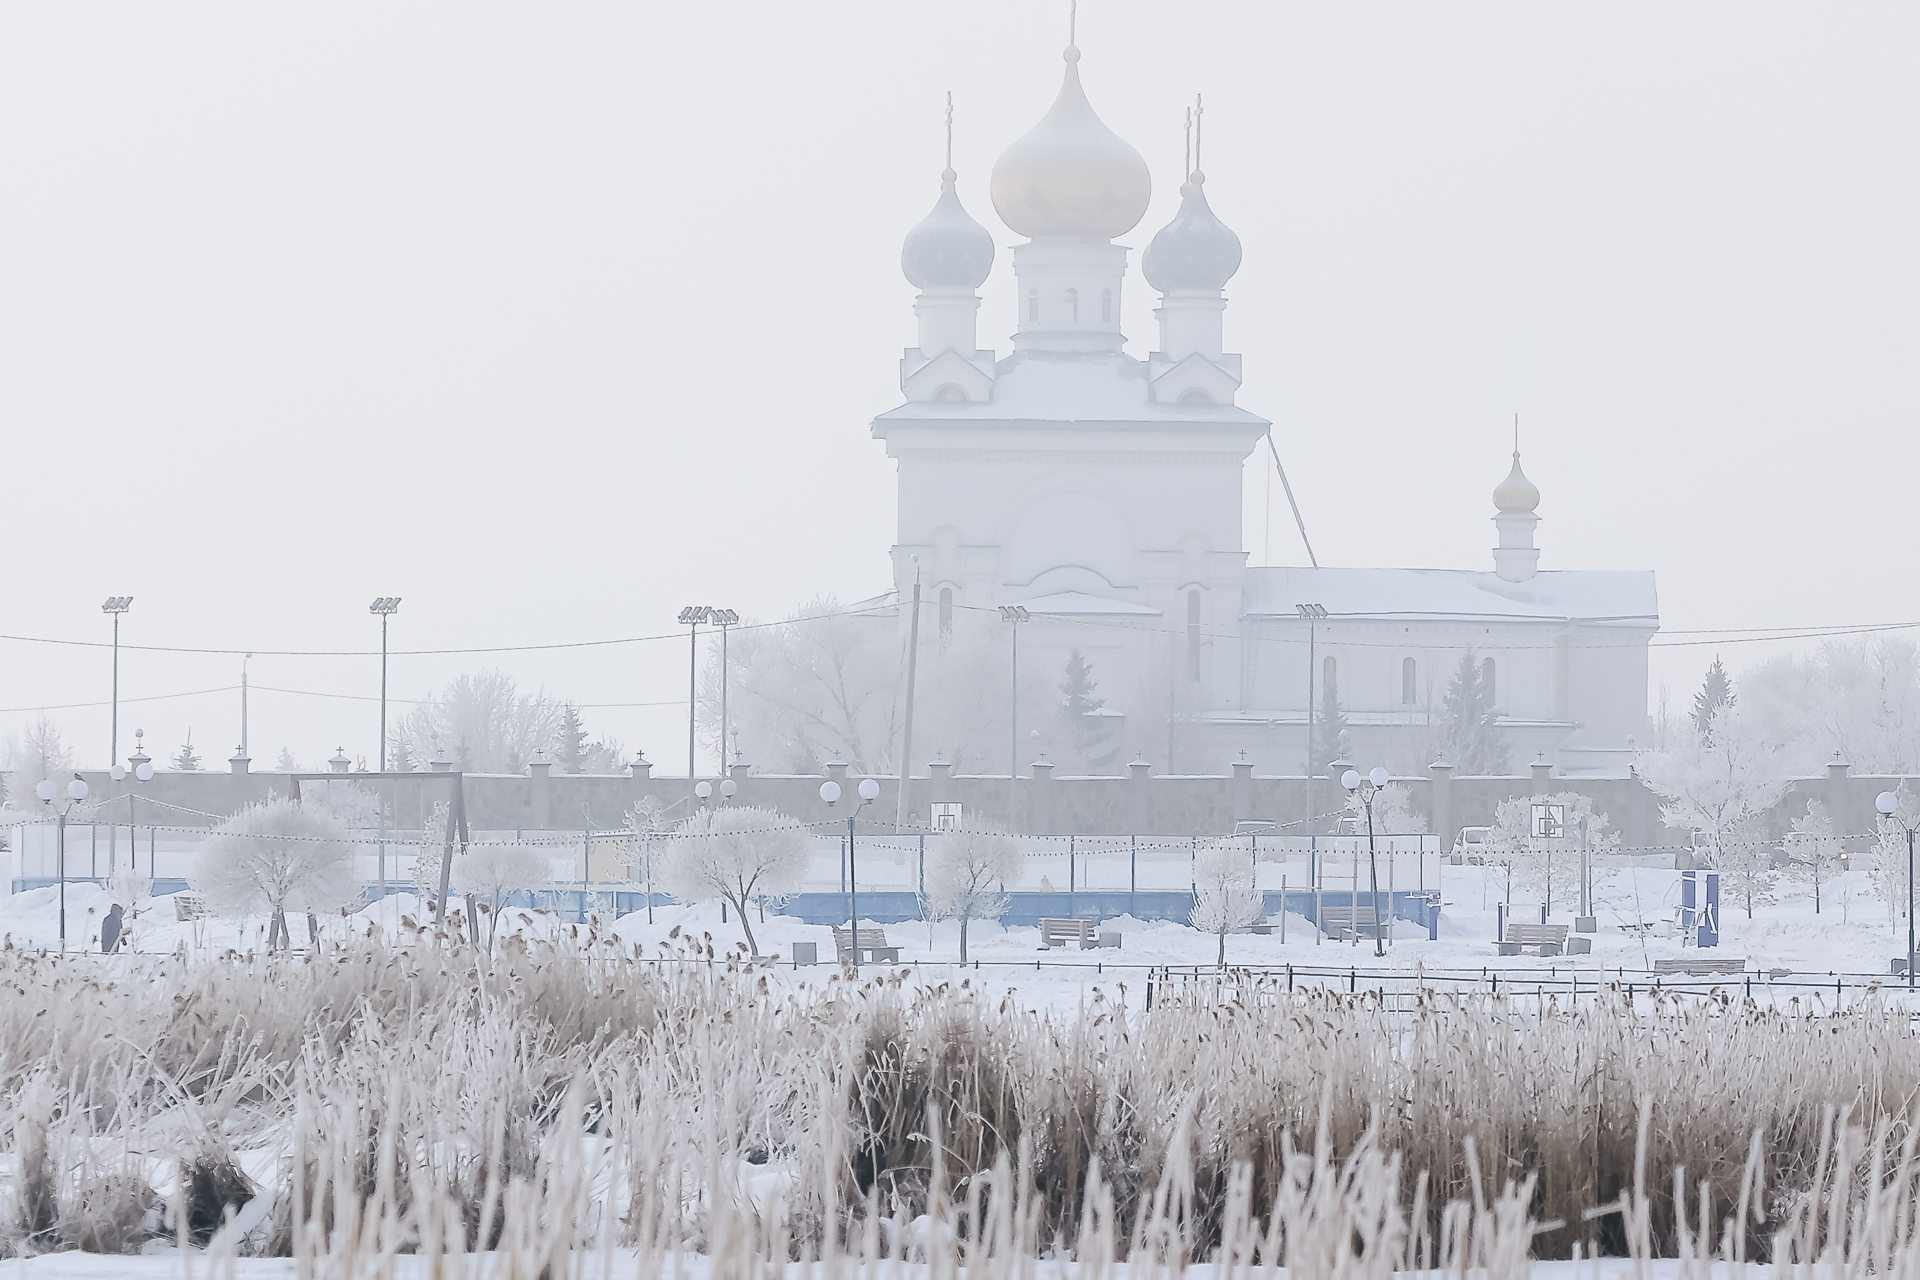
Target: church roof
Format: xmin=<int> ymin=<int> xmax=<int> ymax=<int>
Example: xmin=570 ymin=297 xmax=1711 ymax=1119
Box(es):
xmin=1241 ymin=566 xmax=1657 ymax=626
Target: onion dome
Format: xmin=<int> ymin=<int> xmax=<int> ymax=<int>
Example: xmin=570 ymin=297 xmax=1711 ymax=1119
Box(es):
xmin=902 ymin=169 xmax=995 ymax=290
xmin=1493 ymin=452 xmax=1541 ymax=514
xmin=1142 ymin=171 xmax=1242 ymax=292
xmin=990 ymin=46 xmax=1151 ymax=242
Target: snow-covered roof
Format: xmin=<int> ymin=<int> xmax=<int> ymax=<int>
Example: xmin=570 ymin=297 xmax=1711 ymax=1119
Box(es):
xmin=1241 ymin=566 xmax=1657 ymax=626
xmin=873 ymin=350 xmax=1268 ymax=434
xmin=1018 ymin=590 xmax=1162 ymax=617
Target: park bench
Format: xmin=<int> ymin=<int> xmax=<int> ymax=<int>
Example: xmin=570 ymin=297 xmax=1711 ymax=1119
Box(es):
xmin=1039 ymin=918 xmax=1119 ymax=950
xmin=1318 ymin=906 xmax=1380 ymax=941
xmin=1653 ymin=956 xmax=1746 ymax=977
xmin=1498 ymin=922 xmax=1569 ymax=957
xmin=173 ymin=893 xmax=211 ymax=922
xmin=830 ymin=926 xmax=900 ymax=964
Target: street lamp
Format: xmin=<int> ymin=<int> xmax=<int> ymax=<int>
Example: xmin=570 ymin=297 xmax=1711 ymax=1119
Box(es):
xmin=679 ymin=606 xmax=711 ymax=803
xmin=102 ymin=597 xmax=132 ymax=766
xmin=1000 ymin=605 xmax=1030 ymax=828
xmin=369 ymin=598 xmax=401 ymax=769
xmin=1295 ymin=604 xmax=1326 ymax=827
xmin=695 ymin=780 xmax=713 ymax=805
xmin=709 ymin=609 xmax=739 ymax=775
xmin=1879 ymin=791 xmax=1917 ymax=989
xmin=123 ymin=731 xmax=156 ymax=879
xmin=720 ymin=778 xmax=738 ymax=802
xmin=821 ymin=775 xmax=881 ymax=967
xmin=1341 ymin=764 xmax=1390 ymax=958
xmin=35 ymin=775 xmax=91 ymax=950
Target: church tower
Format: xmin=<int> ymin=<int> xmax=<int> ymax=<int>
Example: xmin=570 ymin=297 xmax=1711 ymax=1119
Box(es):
xmin=873 ymin=40 xmax=1269 ymax=738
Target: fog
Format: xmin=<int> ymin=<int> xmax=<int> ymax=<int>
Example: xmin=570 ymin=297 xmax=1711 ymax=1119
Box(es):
xmin=1 ymin=2 xmax=1915 ymax=773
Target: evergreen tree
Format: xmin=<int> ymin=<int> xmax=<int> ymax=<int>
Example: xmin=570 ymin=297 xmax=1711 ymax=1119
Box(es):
xmin=1057 ymin=648 xmax=1120 ymax=772
xmin=1438 ymin=652 xmax=1508 ymax=774
xmin=554 ymin=704 xmax=592 ymax=774
xmin=1320 ymin=670 xmax=1350 ymax=766
xmin=172 ymin=731 xmax=202 ymax=771
xmin=275 ymin=747 xmax=300 ymax=772
xmin=1692 ymin=657 xmax=1734 ymax=744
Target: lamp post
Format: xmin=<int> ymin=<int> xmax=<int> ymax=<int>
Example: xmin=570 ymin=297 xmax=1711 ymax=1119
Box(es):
xmin=35 ymin=775 xmax=91 ymax=950
xmin=102 ymin=597 xmax=132 ymax=767
xmin=1295 ymin=604 xmax=1326 ymax=827
xmin=1341 ymin=765 xmax=1390 ymax=958
xmin=124 ymin=734 xmax=155 ymax=878
xmin=999 ymin=605 xmax=1030 ymax=829
xmin=1879 ymin=791 xmax=1918 ymax=989
xmin=709 ymin=609 xmax=739 ymax=774
xmin=821 ymin=775 xmax=881 ymax=968
xmin=369 ymin=599 xmax=401 ymax=769
xmin=679 ymin=607 xmax=711 ymax=803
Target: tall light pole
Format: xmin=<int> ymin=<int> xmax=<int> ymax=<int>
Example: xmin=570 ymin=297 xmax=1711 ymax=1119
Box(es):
xmin=1879 ymin=791 xmax=1918 ymax=989
xmin=369 ymin=598 xmax=401 ymax=769
xmin=35 ymin=775 xmax=91 ymax=950
xmin=821 ymin=775 xmax=881 ymax=968
xmin=240 ymin=652 xmax=254 ymax=763
xmin=709 ymin=609 xmax=739 ymax=775
xmin=1342 ymin=765 xmax=1390 ymax=958
xmin=102 ymin=597 xmax=132 ymax=766
xmin=1000 ymin=605 xmax=1029 ymax=828
xmin=679 ymin=606 xmax=711 ymax=803
xmin=1295 ymin=604 xmax=1326 ymax=828
xmin=896 ymin=562 xmax=922 ymax=833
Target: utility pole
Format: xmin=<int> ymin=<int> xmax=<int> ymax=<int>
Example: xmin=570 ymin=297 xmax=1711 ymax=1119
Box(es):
xmin=896 ymin=563 xmax=922 ymax=832
xmin=1296 ymin=604 xmax=1326 ymax=828
xmin=1000 ymin=605 xmax=1029 ymax=829
xmin=241 ymin=652 xmax=252 ymax=762
xmin=370 ymin=599 xmax=401 ymax=769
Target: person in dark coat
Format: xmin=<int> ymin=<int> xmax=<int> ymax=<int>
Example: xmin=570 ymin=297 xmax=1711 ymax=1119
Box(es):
xmin=101 ymin=903 xmax=125 ymax=954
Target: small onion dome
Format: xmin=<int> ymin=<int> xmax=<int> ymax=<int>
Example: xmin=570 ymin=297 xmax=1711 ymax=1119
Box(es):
xmin=1493 ymin=452 xmax=1541 ymax=514
xmin=902 ymin=169 xmax=994 ymax=291
xmin=1142 ymin=172 xmax=1242 ymax=292
xmin=990 ymin=46 xmax=1151 ymax=242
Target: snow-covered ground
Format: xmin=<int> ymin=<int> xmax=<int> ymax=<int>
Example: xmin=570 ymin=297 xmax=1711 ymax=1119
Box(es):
xmin=5 ymin=860 xmax=1912 ymax=1013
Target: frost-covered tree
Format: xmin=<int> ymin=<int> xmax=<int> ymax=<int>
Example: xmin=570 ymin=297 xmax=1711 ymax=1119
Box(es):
xmin=665 ymin=805 xmax=810 ymax=956
xmin=1692 ymin=657 xmax=1735 ymax=743
xmin=1437 ymin=652 xmax=1507 ymax=774
xmin=392 ymin=670 xmax=564 ymax=775
xmin=1637 ymin=703 xmax=1791 ymax=918
xmin=1 ymin=716 xmax=74 ymax=809
xmin=1741 ymin=638 xmax=1920 ymax=775
xmin=618 ymin=795 xmax=674 ymax=918
xmin=453 ymin=841 xmax=555 ymax=950
xmin=1782 ymin=798 xmax=1844 ymax=914
xmin=1344 ymin=781 xmax=1427 ymax=834
xmin=552 ymin=703 xmax=623 ymax=774
xmin=194 ymin=798 xmax=356 ymax=951
xmin=1320 ymin=671 xmax=1350 ymax=765
xmin=1870 ymin=784 xmax=1920 ymax=934
xmin=172 ymin=732 xmax=202 ymax=771
xmin=1485 ymin=792 xmax=1620 ymax=916
xmin=1055 ymin=648 xmax=1122 ymax=774
xmin=1190 ymin=838 xmax=1265 ymax=967
xmin=922 ymin=822 xmax=1023 ymax=963
xmin=274 ymin=747 xmax=300 ymax=772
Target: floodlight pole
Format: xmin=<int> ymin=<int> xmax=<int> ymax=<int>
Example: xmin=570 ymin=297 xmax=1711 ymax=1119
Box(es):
xmin=103 ymin=597 xmax=132 ymax=767
xmin=896 ymin=564 xmax=922 ymax=833
xmin=1001 ymin=605 xmax=1029 ymax=830
xmin=1295 ymin=604 xmax=1326 ymax=829
xmin=680 ymin=607 xmax=710 ymax=804
xmin=370 ymin=598 xmax=400 ymax=770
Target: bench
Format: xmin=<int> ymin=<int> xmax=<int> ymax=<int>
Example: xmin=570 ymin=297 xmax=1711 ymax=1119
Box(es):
xmin=173 ymin=893 xmax=212 ymax=922
xmin=1654 ymin=956 xmax=1746 ymax=977
xmin=1318 ymin=906 xmax=1380 ymax=941
xmin=830 ymin=926 xmax=900 ymax=964
xmin=1039 ymin=918 xmax=1119 ymax=950
xmin=1499 ymin=923 xmax=1569 ymax=956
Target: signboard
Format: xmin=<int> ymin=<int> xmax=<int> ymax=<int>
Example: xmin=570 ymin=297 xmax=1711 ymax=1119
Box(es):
xmin=930 ymin=802 xmax=964 ymax=831
xmin=1531 ymin=802 xmax=1567 ymax=840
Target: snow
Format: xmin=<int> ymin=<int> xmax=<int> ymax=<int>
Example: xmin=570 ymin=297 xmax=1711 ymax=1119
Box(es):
xmin=1240 ymin=564 xmax=1658 ymax=625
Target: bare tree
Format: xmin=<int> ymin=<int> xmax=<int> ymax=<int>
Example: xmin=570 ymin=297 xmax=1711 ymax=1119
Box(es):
xmin=453 ymin=842 xmax=556 ymax=950
xmin=1638 ymin=703 xmax=1791 ymax=918
xmin=193 ymin=798 xmax=356 ymax=951
xmin=1189 ymin=838 xmax=1265 ymax=968
xmin=664 ymin=805 xmax=811 ymax=956
xmin=922 ymin=822 xmax=1024 ymax=963
xmin=1783 ymin=798 xmax=1844 ymax=914
xmin=391 ymin=669 xmax=564 ymax=775
xmin=2 ymin=716 xmax=74 ymax=811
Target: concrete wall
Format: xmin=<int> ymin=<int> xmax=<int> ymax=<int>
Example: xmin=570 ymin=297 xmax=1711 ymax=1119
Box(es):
xmin=54 ymin=756 xmax=1920 ymax=850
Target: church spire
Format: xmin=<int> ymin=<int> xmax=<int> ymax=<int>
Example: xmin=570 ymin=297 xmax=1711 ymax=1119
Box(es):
xmin=1143 ymin=94 xmax=1242 ymax=362
xmin=1492 ymin=417 xmax=1542 ymax=582
xmin=900 ymin=93 xmax=993 ymax=362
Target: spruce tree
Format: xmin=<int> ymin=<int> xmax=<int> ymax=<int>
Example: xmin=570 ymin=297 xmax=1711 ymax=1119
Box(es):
xmin=1439 ymin=652 xmax=1509 ymax=774
xmin=1692 ymin=657 xmax=1734 ymax=744
xmin=1058 ymin=648 xmax=1119 ymax=771
xmin=172 ymin=731 xmax=202 ymax=771
xmin=554 ymin=704 xmax=592 ymax=774
xmin=1320 ymin=670 xmax=1350 ymax=766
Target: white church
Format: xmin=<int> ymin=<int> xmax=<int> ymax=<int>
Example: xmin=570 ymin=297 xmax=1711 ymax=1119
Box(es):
xmin=871 ymin=40 xmax=1658 ymax=780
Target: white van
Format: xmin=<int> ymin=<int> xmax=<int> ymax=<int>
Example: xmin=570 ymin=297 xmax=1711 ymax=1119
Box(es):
xmin=1451 ymin=826 xmax=1490 ymax=864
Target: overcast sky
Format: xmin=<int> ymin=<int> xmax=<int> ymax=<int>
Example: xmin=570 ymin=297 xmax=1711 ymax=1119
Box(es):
xmin=2 ymin=2 xmax=1915 ymax=774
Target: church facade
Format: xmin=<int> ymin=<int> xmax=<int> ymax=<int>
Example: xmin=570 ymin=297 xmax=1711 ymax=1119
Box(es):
xmin=872 ymin=42 xmax=1656 ymax=781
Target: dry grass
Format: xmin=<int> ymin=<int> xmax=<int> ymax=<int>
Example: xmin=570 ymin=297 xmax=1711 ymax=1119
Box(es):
xmin=4 ymin=926 xmax=1920 ymax=1276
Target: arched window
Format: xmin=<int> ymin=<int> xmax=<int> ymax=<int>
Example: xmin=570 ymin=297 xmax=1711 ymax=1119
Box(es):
xmin=1186 ymin=591 xmax=1202 ymax=681
xmin=1065 ymin=287 xmax=1079 ymax=322
xmin=933 ymin=383 xmax=966 ymax=403
xmin=1480 ymin=656 xmax=1496 ymax=706
xmin=1402 ymin=657 xmax=1417 ymax=705
xmin=1101 ymin=288 xmax=1112 ymax=323
xmin=1027 ymin=288 xmax=1040 ymax=322
xmin=1179 ymin=388 xmax=1212 ymax=405
xmin=938 ymin=587 xmax=953 ymax=642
